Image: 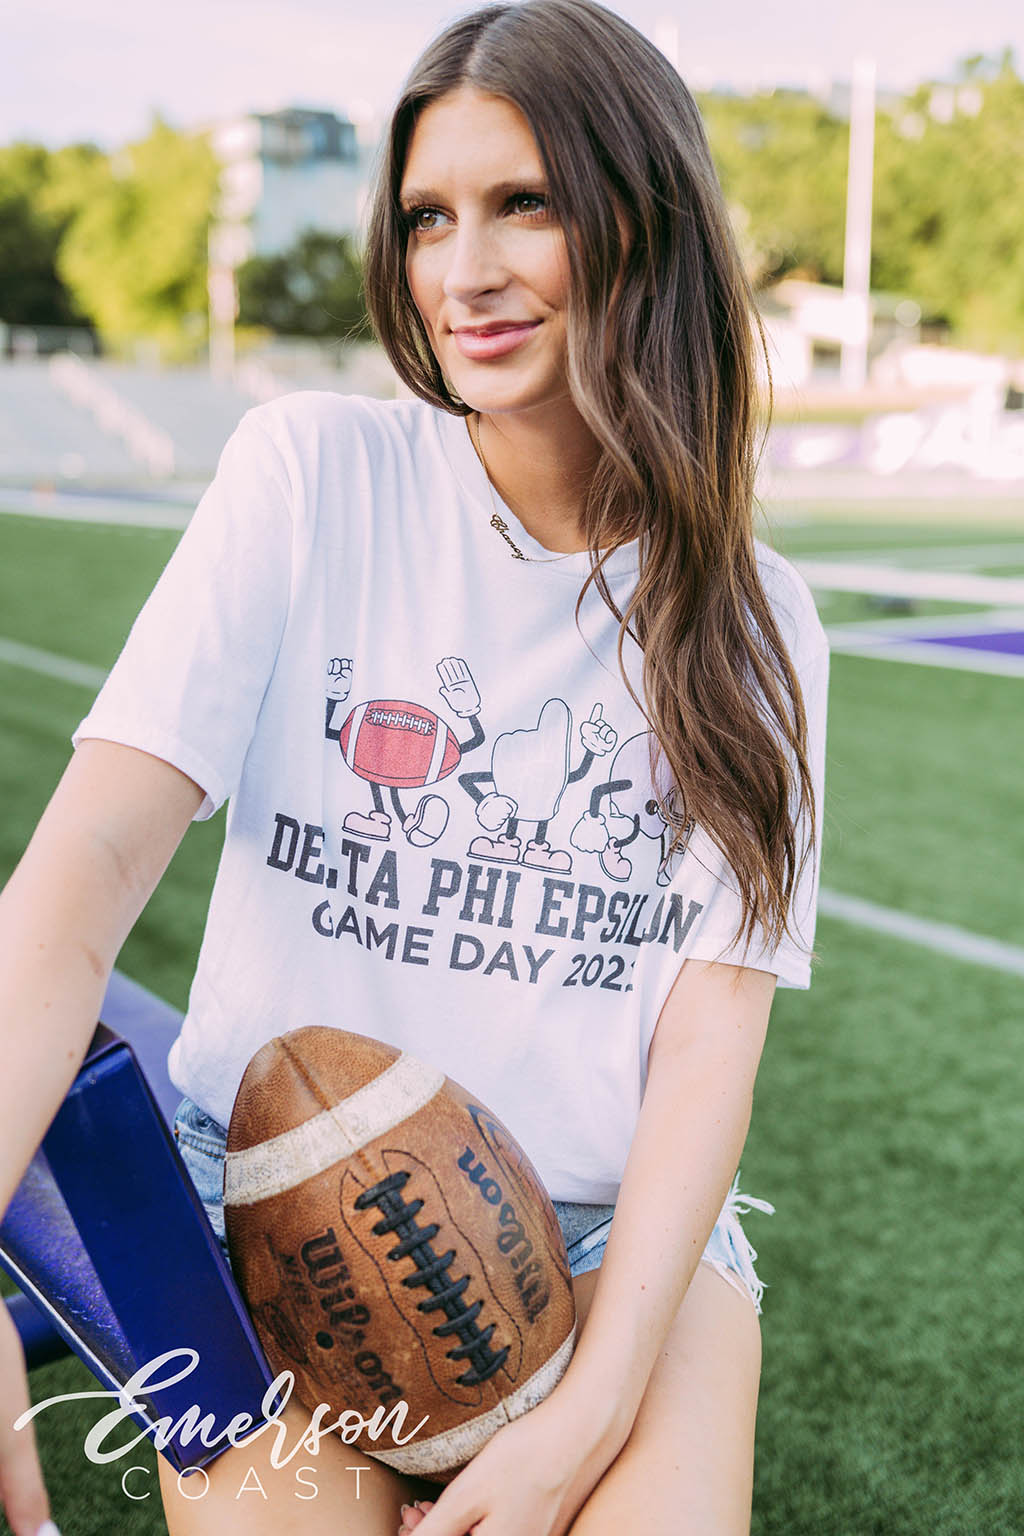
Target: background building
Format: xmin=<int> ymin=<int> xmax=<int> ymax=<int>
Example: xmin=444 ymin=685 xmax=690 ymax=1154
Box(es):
xmin=204 ymin=105 xmax=379 ymax=263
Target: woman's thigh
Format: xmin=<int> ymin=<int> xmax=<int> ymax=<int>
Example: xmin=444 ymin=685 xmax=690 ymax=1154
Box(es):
xmin=567 ymin=1261 xmax=762 ymax=1535
xmin=157 ymin=1396 xmax=444 ymax=1536
xmin=568 ymin=1259 xmax=761 ymax=1536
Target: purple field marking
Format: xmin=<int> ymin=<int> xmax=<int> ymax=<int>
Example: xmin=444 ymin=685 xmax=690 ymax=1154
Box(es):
xmin=915 ymin=630 xmax=1024 ymax=657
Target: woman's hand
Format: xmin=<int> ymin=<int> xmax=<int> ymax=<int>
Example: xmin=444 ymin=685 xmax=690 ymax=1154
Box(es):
xmin=394 ymin=1394 xmax=618 ymax=1536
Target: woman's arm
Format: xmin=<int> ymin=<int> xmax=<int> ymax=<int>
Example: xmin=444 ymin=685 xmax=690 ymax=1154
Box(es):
xmin=408 ymin=956 xmax=776 ymax=1536
xmin=549 ymin=956 xmax=776 ymax=1452
xmin=0 ymin=738 xmax=205 ymax=1214
xmin=0 ymin=738 xmax=204 ymax=1536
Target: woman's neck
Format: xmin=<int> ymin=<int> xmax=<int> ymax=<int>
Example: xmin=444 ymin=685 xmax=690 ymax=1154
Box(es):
xmin=467 ymin=404 xmax=602 ymax=554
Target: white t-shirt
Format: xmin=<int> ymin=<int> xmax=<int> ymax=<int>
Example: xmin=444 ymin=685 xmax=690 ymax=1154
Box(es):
xmin=73 ymin=391 xmax=829 ymax=1203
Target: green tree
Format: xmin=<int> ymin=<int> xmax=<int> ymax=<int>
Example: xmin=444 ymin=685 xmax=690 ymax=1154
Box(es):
xmin=236 ymin=228 xmax=369 ymax=340
xmin=56 ymin=114 xmax=220 ymax=358
xmin=872 ymin=57 xmax=1024 ymax=349
xmin=700 ymin=51 xmax=1024 ymax=351
xmin=699 ymin=89 xmax=849 ymax=287
xmin=0 ymin=142 xmax=99 ymax=328
xmin=698 ymin=52 xmax=1024 ymax=351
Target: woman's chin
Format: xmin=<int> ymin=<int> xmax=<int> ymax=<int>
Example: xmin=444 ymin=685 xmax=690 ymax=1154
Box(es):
xmin=446 ymin=368 xmax=569 ymax=418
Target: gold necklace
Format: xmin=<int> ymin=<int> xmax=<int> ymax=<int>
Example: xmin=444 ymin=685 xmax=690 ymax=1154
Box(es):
xmin=469 ymin=412 xmax=530 ymax=561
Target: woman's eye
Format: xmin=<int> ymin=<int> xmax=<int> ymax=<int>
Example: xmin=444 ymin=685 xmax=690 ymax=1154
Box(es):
xmin=510 ymin=193 xmax=548 ymax=218
xmin=404 ymin=206 xmax=444 ymax=232
xmin=402 ymin=193 xmax=548 ymax=233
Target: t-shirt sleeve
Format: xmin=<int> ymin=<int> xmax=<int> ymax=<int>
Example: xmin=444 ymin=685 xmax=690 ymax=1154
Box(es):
xmin=71 ymin=406 xmax=293 ymax=821
xmin=680 ymin=579 xmax=830 ymax=989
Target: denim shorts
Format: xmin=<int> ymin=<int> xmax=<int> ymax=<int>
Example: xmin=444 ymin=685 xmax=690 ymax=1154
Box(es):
xmin=172 ymin=1093 xmax=774 ymax=1315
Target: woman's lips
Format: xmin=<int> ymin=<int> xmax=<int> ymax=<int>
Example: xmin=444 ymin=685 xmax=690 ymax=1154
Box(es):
xmin=451 ymin=321 xmax=541 ymax=360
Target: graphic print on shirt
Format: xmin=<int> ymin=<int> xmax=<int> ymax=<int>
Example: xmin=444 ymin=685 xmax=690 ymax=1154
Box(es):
xmin=261 ymin=650 xmax=707 ymax=995
xmin=570 ymin=731 xmax=695 ymax=887
xmin=459 ymin=697 xmax=618 ymax=873
xmin=324 ymin=654 xmax=487 ymax=849
xmin=324 ymin=656 xmax=621 ymax=873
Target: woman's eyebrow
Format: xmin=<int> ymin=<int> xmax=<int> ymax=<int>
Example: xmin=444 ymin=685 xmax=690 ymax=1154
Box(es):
xmin=398 ymin=177 xmax=549 ymax=208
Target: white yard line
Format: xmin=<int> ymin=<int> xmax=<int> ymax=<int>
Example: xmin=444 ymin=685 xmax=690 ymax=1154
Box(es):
xmin=818 ymin=598 xmax=1024 ymax=676
xmin=795 ymin=560 xmax=1024 ymax=605
xmin=0 ymin=486 xmax=193 ymax=530
xmin=799 ymin=541 xmax=1024 ymax=571
xmin=820 ymin=606 xmax=1024 ymax=637
xmin=825 ymin=629 xmax=1024 ymax=677
xmin=0 ymin=636 xmax=106 ymax=690
xmin=818 ymin=888 xmax=1024 ymax=979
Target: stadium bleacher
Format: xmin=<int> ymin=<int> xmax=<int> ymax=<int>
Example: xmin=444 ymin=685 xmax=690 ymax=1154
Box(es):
xmin=0 ymin=348 xmax=398 ymax=487
xmin=0 ymin=362 xmax=142 ymax=483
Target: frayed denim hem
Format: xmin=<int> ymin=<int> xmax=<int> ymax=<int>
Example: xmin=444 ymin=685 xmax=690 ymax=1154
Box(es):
xmin=699 ymin=1168 xmax=775 ymax=1316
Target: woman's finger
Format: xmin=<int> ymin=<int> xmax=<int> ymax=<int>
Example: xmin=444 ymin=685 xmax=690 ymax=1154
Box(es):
xmin=399 ymin=1498 xmax=435 ymax=1532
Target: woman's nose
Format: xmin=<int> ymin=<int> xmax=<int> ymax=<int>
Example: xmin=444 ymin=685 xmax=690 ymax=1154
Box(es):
xmin=441 ymin=218 xmax=507 ymax=301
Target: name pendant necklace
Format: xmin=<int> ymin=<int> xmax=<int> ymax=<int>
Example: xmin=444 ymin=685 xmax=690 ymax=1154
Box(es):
xmin=469 ymin=411 xmax=530 ymax=561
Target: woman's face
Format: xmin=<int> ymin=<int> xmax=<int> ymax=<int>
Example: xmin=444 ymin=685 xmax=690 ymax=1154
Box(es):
xmin=399 ymin=85 xmax=572 ymax=417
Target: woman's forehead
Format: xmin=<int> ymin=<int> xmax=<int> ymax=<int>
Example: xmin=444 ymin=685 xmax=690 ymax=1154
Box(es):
xmin=401 ymin=88 xmax=543 ymax=187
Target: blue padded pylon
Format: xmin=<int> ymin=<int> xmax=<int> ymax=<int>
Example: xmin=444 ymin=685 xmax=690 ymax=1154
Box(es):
xmin=0 ymin=978 xmax=280 ymax=1473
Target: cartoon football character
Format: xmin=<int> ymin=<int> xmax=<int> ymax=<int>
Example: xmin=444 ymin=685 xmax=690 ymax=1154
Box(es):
xmin=324 ymin=656 xmax=485 ymax=848
xmin=459 ymin=700 xmax=618 ymax=872
xmin=570 ymin=730 xmax=693 ymax=883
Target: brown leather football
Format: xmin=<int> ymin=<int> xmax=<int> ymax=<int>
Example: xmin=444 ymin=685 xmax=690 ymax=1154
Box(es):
xmin=223 ymin=1026 xmax=577 ymax=1483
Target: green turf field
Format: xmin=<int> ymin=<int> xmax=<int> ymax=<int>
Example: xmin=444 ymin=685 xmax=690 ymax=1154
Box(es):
xmin=1 ymin=503 xmax=1022 ymax=1535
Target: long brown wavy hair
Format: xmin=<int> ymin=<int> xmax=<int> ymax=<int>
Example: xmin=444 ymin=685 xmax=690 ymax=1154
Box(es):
xmin=361 ymin=0 xmax=817 ymax=963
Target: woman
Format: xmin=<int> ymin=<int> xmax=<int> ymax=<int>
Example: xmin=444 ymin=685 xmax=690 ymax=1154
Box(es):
xmin=0 ymin=1 xmax=828 ymax=1533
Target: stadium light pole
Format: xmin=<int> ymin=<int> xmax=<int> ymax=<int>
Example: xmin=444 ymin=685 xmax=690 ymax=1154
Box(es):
xmin=841 ymin=55 xmax=876 ymax=391
xmin=208 ymin=222 xmax=245 ymax=381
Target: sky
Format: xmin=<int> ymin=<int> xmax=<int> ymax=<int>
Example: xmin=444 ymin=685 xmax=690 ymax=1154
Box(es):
xmin=5 ymin=0 xmax=1023 ymax=150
